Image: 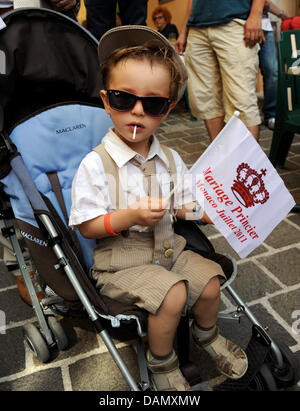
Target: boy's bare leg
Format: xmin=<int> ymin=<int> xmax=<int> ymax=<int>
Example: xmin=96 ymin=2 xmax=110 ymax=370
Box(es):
xmin=147 ymin=277 xmax=221 ymax=354
xmin=191 ymin=276 xmax=248 ymax=379
xmin=147 ymin=281 xmax=187 ymax=356
xmin=146 ymin=281 xmax=191 ymax=391
xmin=205 ymin=117 xmax=225 ymax=142
xmin=191 ymin=276 xmax=220 ymax=327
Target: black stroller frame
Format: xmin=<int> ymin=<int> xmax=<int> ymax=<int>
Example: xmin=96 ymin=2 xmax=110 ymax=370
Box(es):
xmin=0 ymin=8 xmax=299 ymax=392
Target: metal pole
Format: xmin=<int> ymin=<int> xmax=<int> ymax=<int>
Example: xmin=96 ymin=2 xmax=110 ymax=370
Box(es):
xmin=7 ymin=219 xmax=54 ymax=345
xmin=225 ymin=284 xmax=284 ymax=369
xmin=100 ymin=329 xmax=140 ymax=391
xmin=39 ymin=214 xmax=141 ymax=391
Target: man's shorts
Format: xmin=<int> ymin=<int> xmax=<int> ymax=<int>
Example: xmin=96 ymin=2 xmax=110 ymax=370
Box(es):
xmin=184 ymin=19 xmax=261 ymax=127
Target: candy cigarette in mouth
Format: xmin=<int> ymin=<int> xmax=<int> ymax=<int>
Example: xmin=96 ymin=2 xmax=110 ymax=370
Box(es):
xmin=132 ymin=125 xmax=137 ymax=140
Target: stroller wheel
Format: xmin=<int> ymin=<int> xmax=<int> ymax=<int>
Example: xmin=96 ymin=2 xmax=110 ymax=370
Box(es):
xmin=47 ymin=316 xmax=68 ymax=350
xmin=267 ymin=343 xmax=300 ymax=388
xmin=248 ymin=363 xmax=277 ymax=391
xmin=23 ymin=323 xmax=50 ymax=363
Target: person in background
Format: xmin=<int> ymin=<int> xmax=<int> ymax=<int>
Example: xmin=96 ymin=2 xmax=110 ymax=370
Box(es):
xmin=84 ymin=0 xmax=148 ymax=40
xmin=152 ymin=6 xmax=179 ymax=42
xmin=48 ymin=0 xmax=80 ymax=19
xmin=176 ymin=0 xmax=265 ymax=142
xmin=260 ymin=1 xmax=291 ymax=130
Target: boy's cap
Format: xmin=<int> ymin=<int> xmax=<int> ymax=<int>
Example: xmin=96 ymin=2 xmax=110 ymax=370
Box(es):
xmin=98 ymin=25 xmax=188 ymax=101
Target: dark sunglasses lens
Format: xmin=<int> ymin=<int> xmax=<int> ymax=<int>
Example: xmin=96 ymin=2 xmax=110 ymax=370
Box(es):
xmin=143 ymin=97 xmax=170 ymax=116
xmin=108 ymin=91 xmax=136 ymax=111
xmin=108 ymin=90 xmax=170 ymax=116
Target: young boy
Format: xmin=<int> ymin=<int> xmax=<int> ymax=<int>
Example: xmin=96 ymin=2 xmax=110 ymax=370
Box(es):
xmin=69 ymin=26 xmax=248 ymax=390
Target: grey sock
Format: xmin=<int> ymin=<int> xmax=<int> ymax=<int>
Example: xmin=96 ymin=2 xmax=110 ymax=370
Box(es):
xmin=192 ymin=322 xmax=217 ymax=344
xmin=149 ymin=350 xmax=173 ymax=362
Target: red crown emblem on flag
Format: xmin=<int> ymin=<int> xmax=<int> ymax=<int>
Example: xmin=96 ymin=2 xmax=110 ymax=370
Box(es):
xmin=231 ymin=163 xmax=269 ymax=208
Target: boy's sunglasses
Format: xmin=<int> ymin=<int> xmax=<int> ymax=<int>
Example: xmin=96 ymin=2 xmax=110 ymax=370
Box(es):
xmin=106 ymin=89 xmax=172 ymax=117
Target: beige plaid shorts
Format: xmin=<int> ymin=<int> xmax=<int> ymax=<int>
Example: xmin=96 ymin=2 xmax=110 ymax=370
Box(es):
xmin=92 ymin=232 xmax=225 ymax=315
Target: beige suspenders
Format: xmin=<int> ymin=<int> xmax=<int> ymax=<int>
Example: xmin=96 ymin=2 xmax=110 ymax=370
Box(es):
xmin=93 ymin=142 xmax=178 ymax=268
xmin=92 ymin=143 xmax=177 ymax=210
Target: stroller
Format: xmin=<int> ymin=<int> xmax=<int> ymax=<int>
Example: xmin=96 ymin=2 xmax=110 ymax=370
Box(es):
xmin=0 ymin=8 xmax=299 ymax=391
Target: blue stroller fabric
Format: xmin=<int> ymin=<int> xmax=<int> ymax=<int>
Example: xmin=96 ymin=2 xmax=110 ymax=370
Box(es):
xmin=2 ymin=104 xmax=113 ymax=268
xmin=0 ymin=8 xmax=111 ymax=268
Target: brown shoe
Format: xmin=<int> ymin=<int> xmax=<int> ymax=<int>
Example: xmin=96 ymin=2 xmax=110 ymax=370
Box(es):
xmin=192 ymin=323 xmax=248 ymax=380
xmin=147 ymin=350 xmax=191 ymax=391
xmin=14 ymin=266 xmax=44 ymax=306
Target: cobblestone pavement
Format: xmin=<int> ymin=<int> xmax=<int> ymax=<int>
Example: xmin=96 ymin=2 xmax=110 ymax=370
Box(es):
xmin=0 ymin=102 xmax=299 ymax=391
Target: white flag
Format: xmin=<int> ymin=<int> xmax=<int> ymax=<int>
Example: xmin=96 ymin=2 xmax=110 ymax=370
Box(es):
xmin=189 ymin=114 xmax=296 ymax=258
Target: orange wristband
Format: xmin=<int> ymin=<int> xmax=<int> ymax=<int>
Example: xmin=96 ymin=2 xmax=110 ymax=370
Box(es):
xmin=104 ymin=212 xmax=120 ymax=236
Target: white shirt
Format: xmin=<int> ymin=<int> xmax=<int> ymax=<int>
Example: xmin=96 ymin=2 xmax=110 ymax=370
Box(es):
xmin=262 ymin=17 xmax=273 ymax=32
xmin=69 ymin=128 xmax=193 ymax=231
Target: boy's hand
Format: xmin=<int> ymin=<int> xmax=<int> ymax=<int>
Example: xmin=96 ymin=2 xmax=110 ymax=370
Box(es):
xmin=129 ymin=196 xmax=168 ymax=227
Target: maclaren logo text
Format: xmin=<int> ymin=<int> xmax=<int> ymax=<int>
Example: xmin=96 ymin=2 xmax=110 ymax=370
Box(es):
xmin=231 ymin=163 xmax=269 ymax=208
xmin=20 ymin=231 xmax=48 ymax=247
xmin=56 ymin=123 xmax=86 ymax=134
